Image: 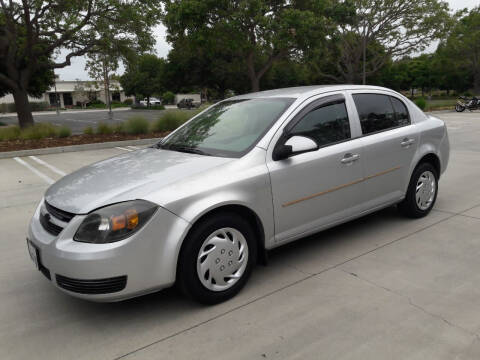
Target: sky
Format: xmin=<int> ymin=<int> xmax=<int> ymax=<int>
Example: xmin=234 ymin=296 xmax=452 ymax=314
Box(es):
xmin=55 ymin=0 xmax=479 ymax=81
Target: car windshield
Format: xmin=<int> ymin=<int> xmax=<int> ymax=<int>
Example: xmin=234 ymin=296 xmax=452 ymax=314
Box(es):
xmin=159 ymin=98 xmax=294 ymax=157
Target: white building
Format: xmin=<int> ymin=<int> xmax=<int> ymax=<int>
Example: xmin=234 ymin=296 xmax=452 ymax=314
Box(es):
xmin=0 ymin=80 xmax=133 ymax=108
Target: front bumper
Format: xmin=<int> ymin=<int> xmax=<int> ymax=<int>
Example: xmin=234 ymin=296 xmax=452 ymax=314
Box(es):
xmin=27 ymin=201 xmax=191 ymax=302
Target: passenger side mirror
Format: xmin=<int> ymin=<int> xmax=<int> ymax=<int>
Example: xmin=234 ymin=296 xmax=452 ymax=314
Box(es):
xmin=273 ymin=135 xmax=318 ymax=161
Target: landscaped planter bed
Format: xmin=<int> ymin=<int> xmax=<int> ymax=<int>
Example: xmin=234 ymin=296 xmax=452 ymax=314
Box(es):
xmin=0 ymin=132 xmax=169 ymax=152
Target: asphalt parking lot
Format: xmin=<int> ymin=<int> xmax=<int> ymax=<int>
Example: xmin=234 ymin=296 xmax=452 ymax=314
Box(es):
xmin=0 ymin=108 xmax=169 ymax=134
xmin=1 ymin=111 xmax=480 ymax=360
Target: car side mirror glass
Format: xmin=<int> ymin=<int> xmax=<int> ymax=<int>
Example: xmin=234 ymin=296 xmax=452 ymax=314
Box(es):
xmin=273 ymin=135 xmax=318 ymax=161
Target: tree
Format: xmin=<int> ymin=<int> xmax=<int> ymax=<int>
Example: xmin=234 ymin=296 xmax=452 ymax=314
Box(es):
xmin=162 ymin=0 xmax=353 ymax=92
xmin=0 ymin=0 xmax=159 ymax=128
xmin=72 ymin=80 xmax=93 ymax=109
xmin=313 ymin=0 xmax=450 ymax=84
xmin=120 ymin=54 xmax=167 ymax=106
xmin=442 ymin=7 xmax=480 ymax=92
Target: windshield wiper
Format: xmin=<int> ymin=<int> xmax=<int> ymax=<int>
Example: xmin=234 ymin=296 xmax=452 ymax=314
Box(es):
xmin=166 ymin=144 xmax=211 ymax=156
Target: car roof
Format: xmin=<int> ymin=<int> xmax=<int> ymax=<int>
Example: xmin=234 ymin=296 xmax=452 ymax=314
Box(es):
xmin=231 ymin=85 xmax=397 ymax=100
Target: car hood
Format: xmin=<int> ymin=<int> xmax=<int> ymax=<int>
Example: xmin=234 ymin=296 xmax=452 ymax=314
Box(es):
xmin=45 ymin=148 xmax=233 ymax=214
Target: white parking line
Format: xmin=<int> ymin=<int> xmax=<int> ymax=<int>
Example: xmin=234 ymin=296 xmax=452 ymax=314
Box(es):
xmin=128 ymin=146 xmax=140 ymax=150
xmin=115 ymin=147 xmax=132 ymax=151
xmin=13 ymin=157 xmax=54 ymax=185
xmin=28 ymin=156 xmax=67 ymax=176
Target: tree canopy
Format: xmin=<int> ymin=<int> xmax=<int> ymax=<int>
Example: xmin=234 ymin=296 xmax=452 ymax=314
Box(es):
xmin=0 ymin=0 xmax=160 ymax=127
xmin=162 ymin=0 xmax=354 ymax=92
xmin=121 ymin=54 xmax=167 ymax=104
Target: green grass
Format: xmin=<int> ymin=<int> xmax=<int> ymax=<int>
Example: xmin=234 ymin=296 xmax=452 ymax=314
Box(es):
xmin=425 ymin=99 xmax=457 ymax=111
xmin=151 ymin=110 xmax=197 ymax=132
xmin=123 ymin=116 xmax=149 ymax=135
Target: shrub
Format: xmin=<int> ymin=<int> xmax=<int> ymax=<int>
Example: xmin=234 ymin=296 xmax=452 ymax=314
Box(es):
xmin=123 ymin=98 xmax=133 ymax=105
xmin=151 ymin=111 xmax=193 ymax=132
xmin=30 ymin=102 xmax=50 ymax=112
xmin=113 ymin=122 xmax=125 ymax=134
xmin=57 ymin=126 xmax=71 ymax=138
xmin=124 ymin=116 xmax=149 ymax=135
xmin=87 ymin=102 xmax=107 ymax=109
xmin=0 ymin=125 xmax=21 ymax=140
xmin=20 ymin=123 xmax=58 ymax=140
xmin=96 ymin=122 xmax=113 ymax=135
xmin=83 ymin=126 xmax=94 ymax=135
xmin=415 ymin=97 xmax=427 ymax=110
xmin=162 ymin=91 xmax=175 ymax=105
xmin=0 ymin=121 xmax=6 ymax=126
xmin=0 ymin=103 xmax=17 ymax=113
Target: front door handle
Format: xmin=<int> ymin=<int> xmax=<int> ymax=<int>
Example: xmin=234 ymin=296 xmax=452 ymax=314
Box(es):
xmin=401 ymin=138 xmax=415 ymax=147
xmin=341 ymin=153 xmax=360 ymax=164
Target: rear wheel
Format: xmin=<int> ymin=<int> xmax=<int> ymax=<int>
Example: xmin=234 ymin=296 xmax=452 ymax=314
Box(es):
xmin=398 ymin=162 xmax=438 ymax=218
xmin=455 ymin=104 xmax=466 ymax=112
xmin=177 ymin=212 xmax=257 ymax=304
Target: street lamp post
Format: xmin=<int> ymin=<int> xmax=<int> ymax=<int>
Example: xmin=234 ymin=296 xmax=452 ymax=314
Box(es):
xmin=54 ymin=80 xmax=60 ymax=115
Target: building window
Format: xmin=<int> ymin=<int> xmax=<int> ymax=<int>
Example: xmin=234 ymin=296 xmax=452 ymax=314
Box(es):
xmin=63 ymin=93 xmax=73 ymax=106
xmin=111 ymin=91 xmax=121 ymax=102
xmin=49 ymin=93 xmax=58 ymax=106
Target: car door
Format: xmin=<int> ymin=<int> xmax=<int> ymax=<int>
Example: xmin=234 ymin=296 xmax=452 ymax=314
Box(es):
xmin=266 ymin=93 xmax=366 ymax=244
xmin=350 ymin=92 xmax=419 ymax=208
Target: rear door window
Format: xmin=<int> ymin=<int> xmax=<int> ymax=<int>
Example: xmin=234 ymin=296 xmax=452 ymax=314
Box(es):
xmin=353 ymin=94 xmax=396 ymax=135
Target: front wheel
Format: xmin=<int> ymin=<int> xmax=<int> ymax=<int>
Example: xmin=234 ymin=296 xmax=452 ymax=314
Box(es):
xmin=177 ymin=212 xmax=257 ymax=304
xmin=455 ymin=104 xmax=466 ymax=112
xmin=398 ymin=162 xmax=438 ymax=218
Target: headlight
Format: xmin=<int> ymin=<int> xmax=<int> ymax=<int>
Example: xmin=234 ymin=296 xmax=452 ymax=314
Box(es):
xmin=74 ymin=200 xmax=158 ymax=244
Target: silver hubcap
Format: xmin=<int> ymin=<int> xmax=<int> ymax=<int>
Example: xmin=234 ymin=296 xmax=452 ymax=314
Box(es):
xmin=416 ymin=170 xmax=436 ymax=211
xmin=197 ymin=227 xmax=249 ymax=292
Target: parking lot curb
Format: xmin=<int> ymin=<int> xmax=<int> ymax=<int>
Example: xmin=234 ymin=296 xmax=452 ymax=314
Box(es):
xmin=0 ymin=138 xmax=161 ymax=159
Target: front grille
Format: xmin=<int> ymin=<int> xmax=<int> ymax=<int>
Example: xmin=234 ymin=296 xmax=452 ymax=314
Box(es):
xmin=40 ymin=213 xmax=63 ymax=236
xmin=55 ymin=275 xmax=127 ymax=294
xmin=40 ymin=202 xmax=75 ymax=236
xmin=45 ymin=201 xmax=75 ymax=222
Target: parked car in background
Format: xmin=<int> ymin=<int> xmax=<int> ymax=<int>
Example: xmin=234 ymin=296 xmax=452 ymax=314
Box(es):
xmin=177 ymin=98 xmax=200 ymax=109
xmin=139 ymin=97 xmax=162 ymax=106
xmin=27 ymin=85 xmax=449 ymax=305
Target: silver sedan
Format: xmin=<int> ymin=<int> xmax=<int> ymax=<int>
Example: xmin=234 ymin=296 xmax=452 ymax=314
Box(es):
xmin=27 ymin=85 xmax=450 ymax=304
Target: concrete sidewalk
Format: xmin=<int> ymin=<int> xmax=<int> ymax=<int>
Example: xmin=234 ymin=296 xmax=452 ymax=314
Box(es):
xmin=0 ymin=112 xmax=480 ymax=360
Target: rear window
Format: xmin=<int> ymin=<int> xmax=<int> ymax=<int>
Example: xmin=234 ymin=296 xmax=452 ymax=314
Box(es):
xmin=353 ymin=94 xmax=410 ymax=135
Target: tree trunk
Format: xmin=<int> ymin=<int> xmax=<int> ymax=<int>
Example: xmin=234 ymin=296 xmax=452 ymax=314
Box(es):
xmin=13 ymin=89 xmax=34 ymax=128
xmin=250 ymin=76 xmax=260 ymax=92
xmin=247 ymin=51 xmax=260 ymax=92
xmin=362 ymin=36 xmax=367 ymax=85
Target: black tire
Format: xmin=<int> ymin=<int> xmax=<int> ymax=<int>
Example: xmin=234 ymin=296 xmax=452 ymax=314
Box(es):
xmin=455 ymin=104 xmax=465 ymax=112
xmin=177 ymin=212 xmax=257 ymax=304
xmin=398 ymin=162 xmax=438 ymax=218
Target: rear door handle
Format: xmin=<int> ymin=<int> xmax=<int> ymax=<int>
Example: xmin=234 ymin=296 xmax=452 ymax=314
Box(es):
xmin=401 ymin=138 xmax=415 ymax=147
xmin=341 ymin=153 xmax=360 ymax=164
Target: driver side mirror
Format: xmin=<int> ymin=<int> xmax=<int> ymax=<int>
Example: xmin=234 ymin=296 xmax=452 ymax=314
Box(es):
xmin=273 ymin=135 xmax=318 ymax=161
